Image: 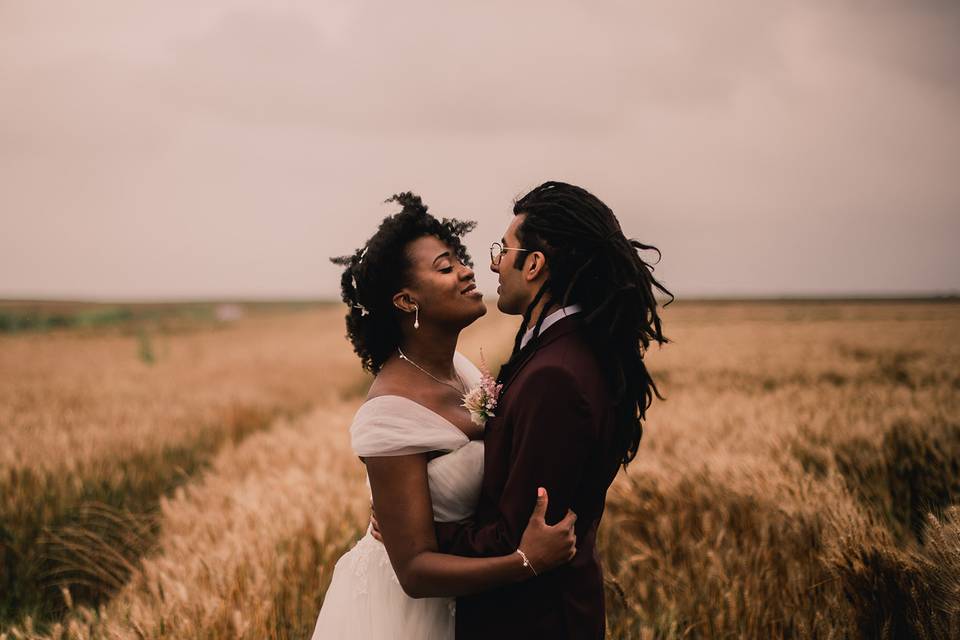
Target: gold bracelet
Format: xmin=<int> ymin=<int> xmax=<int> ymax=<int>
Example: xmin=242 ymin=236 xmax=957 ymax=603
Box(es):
xmin=515 ymin=548 xmax=538 ymax=576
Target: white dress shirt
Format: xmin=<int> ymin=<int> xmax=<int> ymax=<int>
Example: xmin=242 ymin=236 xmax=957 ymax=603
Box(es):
xmin=519 ymin=304 xmax=583 ymax=350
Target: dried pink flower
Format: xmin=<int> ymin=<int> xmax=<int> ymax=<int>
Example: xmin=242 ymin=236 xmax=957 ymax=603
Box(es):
xmin=461 ymin=349 xmax=503 ymax=428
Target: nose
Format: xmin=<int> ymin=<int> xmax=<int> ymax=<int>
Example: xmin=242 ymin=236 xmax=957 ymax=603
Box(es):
xmin=490 ymin=260 xmax=500 ymax=274
xmin=459 ymin=263 xmax=475 ymax=280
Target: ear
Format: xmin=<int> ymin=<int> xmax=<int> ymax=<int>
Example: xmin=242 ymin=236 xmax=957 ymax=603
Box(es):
xmin=392 ymin=290 xmax=417 ymax=313
xmin=523 ymin=251 xmax=549 ymax=283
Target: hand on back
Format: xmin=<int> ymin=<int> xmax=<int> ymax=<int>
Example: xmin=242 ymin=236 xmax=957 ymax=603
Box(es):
xmin=369 ymin=487 xmax=578 ymax=575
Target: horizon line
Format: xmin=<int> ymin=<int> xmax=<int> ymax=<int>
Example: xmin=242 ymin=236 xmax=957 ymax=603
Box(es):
xmin=1 ymin=291 xmax=957 ymax=307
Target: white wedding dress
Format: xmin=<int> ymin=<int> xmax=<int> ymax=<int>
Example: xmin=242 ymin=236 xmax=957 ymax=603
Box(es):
xmin=311 ymin=352 xmax=484 ymax=640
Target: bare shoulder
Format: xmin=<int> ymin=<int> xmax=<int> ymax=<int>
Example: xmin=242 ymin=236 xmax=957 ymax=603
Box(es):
xmin=365 ymin=360 xmax=431 ymax=403
xmin=366 ymin=376 xmax=394 ymax=402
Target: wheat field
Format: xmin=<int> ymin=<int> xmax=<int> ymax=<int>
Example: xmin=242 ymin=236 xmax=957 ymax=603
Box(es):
xmin=1 ymin=300 xmax=958 ymax=639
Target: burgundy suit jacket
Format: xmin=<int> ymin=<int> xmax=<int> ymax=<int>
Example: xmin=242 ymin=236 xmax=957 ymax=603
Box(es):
xmin=435 ymin=314 xmax=620 ymax=639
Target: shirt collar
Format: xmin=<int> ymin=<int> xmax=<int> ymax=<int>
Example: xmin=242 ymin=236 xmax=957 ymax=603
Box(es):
xmin=519 ymin=304 xmax=582 ymax=350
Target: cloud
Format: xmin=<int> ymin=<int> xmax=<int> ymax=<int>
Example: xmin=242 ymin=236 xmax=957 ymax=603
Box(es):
xmin=807 ymin=0 xmax=960 ymax=99
xmin=0 ymin=0 xmax=957 ymax=298
xmin=145 ymin=3 xmax=623 ymax=132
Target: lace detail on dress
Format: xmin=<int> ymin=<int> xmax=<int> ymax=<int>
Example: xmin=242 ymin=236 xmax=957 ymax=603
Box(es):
xmin=379 ymin=540 xmax=400 ymax=586
xmin=348 ymin=532 xmax=401 ymax=599
xmin=350 ymin=535 xmax=375 ymax=598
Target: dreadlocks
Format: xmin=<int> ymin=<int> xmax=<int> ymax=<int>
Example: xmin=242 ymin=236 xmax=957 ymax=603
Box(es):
xmin=510 ymin=181 xmax=673 ymax=468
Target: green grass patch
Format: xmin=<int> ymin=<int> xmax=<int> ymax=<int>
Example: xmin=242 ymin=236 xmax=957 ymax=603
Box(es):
xmin=0 ymin=300 xmax=336 ymax=335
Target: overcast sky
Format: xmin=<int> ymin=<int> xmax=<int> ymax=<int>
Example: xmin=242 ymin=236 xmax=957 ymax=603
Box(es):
xmin=1 ymin=0 xmax=958 ymax=300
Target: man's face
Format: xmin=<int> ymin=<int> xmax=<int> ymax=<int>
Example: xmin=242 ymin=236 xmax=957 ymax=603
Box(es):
xmin=491 ymin=214 xmax=531 ymax=315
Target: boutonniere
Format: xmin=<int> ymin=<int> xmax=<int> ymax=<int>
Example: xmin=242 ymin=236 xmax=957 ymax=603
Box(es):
xmin=461 ymin=350 xmax=503 ymax=428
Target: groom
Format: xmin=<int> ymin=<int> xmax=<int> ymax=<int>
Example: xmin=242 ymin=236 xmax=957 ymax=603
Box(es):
xmin=432 ymin=181 xmax=671 ymax=638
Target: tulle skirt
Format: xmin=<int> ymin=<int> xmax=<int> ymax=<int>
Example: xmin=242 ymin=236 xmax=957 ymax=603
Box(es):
xmin=311 ymin=530 xmax=455 ymax=639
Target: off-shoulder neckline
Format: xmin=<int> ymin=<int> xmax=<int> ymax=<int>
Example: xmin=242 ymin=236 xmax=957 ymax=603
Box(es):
xmin=360 ymin=394 xmax=475 ymax=442
xmin=360 ymin=351 xmax=481 ymax=442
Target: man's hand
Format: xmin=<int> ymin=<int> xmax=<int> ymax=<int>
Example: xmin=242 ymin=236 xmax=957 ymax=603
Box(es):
xmin=517 ymin=487 xmax=577 ymax=573
xmin=370 ymin=501 xmax=383 ymax=542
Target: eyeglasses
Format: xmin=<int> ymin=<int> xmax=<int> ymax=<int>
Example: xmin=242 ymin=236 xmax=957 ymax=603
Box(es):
xmin=489 ymin=242 xmax=531 ymax=266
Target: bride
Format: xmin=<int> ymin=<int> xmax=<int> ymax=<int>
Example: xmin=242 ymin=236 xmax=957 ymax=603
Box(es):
xmin=312 ymin=193 xmax=577 ymax=639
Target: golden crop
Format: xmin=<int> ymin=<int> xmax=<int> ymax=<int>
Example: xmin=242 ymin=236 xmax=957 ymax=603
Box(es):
xmin=2 ymin=301 xmax=957 ymax=639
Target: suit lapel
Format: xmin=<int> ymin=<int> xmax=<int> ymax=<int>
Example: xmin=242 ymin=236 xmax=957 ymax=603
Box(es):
xmin=495 ymin=342 xmax=538 ymax=393
xmin=495 ymin=314 xmax=582 ymax=398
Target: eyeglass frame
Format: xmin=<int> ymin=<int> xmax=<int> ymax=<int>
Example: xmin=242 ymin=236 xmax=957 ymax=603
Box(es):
xmin=489 ymin=241 xmax=532 ymax=266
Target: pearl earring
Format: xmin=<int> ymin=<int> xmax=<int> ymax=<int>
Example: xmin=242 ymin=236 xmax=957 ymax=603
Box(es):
xmin=413 ymin=304 xmax=420 ymax=329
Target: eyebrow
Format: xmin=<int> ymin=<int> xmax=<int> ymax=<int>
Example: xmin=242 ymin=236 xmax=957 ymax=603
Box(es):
xmin=432 ymin=251 xmax=451 ymax=265
xmin=501 ymin=237 xmax=506 ymax=245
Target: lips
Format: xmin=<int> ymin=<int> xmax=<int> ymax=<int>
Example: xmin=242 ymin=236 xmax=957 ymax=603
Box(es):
xmin=461 ymin=283 xmax=482 ymax=296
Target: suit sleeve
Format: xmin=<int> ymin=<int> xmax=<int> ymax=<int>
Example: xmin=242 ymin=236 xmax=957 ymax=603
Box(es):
xmin=435 ymin=364 xmax=594 ymax=557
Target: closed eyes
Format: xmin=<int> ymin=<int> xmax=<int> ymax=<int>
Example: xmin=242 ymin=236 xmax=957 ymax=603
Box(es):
xmin=438 ymin=256 xmax=465 ymax=273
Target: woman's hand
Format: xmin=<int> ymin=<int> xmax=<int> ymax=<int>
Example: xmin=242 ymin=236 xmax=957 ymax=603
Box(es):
xmin=517 ymin=487 xmax=577 ymax=575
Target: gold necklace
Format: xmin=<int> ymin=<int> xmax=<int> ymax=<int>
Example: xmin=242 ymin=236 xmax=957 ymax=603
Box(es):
xmin=396 ymin=347 xmax=467 ymax=395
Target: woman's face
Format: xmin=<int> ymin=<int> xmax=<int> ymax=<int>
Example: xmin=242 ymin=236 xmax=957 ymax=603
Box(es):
xmin=400 ymin=235 xmax=486 ymax=329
